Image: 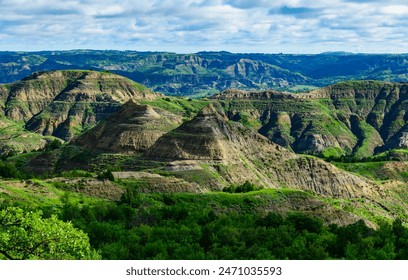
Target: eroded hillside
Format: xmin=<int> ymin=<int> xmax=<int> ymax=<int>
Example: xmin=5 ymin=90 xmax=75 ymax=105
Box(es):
xmin=1 ymin=71 xmax=407 ymax=228
xmin=0 ymin=70 xmax=157 ymax=141
xmin=73 ymin=100 xmax=182 ymax=153
xmin=212 ymin=81 xmax=408 ymax=158
xmin=143 ymin=104 xmax=378 ymax=199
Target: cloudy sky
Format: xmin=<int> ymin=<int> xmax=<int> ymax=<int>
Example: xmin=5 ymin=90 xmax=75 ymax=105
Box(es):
xmin=1 ymin=0 xmax=407 ymax=53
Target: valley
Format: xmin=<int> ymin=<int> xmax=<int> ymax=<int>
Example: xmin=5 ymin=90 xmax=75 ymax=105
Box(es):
xmin=0 ymin=69 xmax=407 ymax=260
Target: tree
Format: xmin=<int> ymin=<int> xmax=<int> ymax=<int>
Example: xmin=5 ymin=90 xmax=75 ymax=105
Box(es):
xmin=45 ymin=139 xmax=62 ymax=151
xmin=0 ymin=207 xmax=100 ymax=260
xmin=97 ymin=169 xmax=115 ymax=181
xmin=0 ymin=162 xmax=22 ymax=179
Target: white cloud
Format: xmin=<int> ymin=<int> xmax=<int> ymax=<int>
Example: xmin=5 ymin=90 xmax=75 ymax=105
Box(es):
xmin=382 ymin=5 xmax=408 ymax=15
xmin=0 ymin=0 xmax=406 ymax=53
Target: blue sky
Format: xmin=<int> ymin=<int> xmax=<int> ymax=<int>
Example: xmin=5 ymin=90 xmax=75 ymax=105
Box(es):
xmin=1 ymin=0 xmax=407 ymax=53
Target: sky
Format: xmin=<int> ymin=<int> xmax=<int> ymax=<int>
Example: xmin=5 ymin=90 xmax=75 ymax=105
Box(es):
xmin=1 ymin=0 xmax=408 ymax=54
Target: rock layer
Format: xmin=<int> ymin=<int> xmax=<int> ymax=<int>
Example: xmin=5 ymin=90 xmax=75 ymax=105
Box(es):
xmin=73 ymin=100 xmax=182 ymax=153
xmin=146 ymin=104 xmax=379 ymax=199
xmin=1 ymin=70 xmax=158 ymax=140
xmin=213 ymin=81 xmax=408 ymax=157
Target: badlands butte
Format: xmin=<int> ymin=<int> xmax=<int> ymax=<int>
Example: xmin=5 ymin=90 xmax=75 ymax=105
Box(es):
xmin=0 ymin=70 xmax=408 ymax=226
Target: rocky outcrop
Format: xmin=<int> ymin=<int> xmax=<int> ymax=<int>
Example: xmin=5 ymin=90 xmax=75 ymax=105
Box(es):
xmin=4 ymin=71 xmax=73 ymax=122
xmin=0 ymin=70 xmax=158 ymax=140
xmin=146 ymin=104 xmax=234 ymax=160
xmin=276 ymin=157 xmax=374 ymax=198
xmin=73 ymin=100 xmax=182 ymax=153
xmin=213 ymin=81 xmax=408 ymax=157
xmin=212 ymin=88 xmax=296 ymax=100
xmin=145 ymin=105 xmax=379 ymax=199
xmin=384 ymin=126 xmax=408 ymax=150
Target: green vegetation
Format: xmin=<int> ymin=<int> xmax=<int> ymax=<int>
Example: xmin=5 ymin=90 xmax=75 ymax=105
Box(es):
xmin=142 ymin=96 xmax=209 ymax=118
xmin=333 ymin=161 xmax=408 ymax=182
xmin=0 ymin=116 xmax=58 ymax=158
xmin=0 ymin=206 xmax=100 ymax=260
xmin=44 ymin=139 xmax=62 ymax=151
xmin=60 ymin=169 xmax=93 ymax=178
xmin=234 ymin=112 xmax=262 ymax=128
xmin=332 ymin=80 xmax=387 ymax=91
xmin=1 ymin=164 xmax=408 ymax=260
xmin=0 ymin=161 xmax=34 ymax=180
xmin=56 ymin=190 xmax=408 ymax=260
xmin=97 ymin=169 xmax=115 ymax=181
xmin=285 ymin=85 xmax=319 ymax=92
xmin=222 ymin=181 xmax=262 ymax=193
xmin=0 ymin=161 xmax=22 ymax=179
xmin=321 ymin=147 xmax=345 ymax=159
xmin=352 ymin=121 xmax=380 ymax=159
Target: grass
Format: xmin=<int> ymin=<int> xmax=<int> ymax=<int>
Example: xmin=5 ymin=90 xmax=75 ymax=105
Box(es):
xmin=235 ymin=113 xmax=262 ymax=128
xmin=5 ymin=99 xmax=30 ymax=115
xmin=142 ymin=96 xmax=209 ymax=117
xmin=0 ymin=179 xmax=63 ymax=208
xmin=332 ymin=80 xmax=388 ymax=91
xmin=321 ymin=147 xmax=345 ymax=158
xmin=322 ymin=196 xmax=395 ymax=224
xmin=149 ymin=188 xmax=312 ymax=214
xmin=185 ymin=89 xmax=219 ymax=99
xmin=285 ymin=85 xmax=319 ymax=92
xmin=333 ymin=161 xmax=408 ymax=182
xmin=390 ymin=149 xmax=408 ymax=155
xmin=2 ymin=167 xmax=408 ymax=226
xmin=334 ymin=161 xmax=385 ymax=181
xmin=60 ymin=169 xmax=94 ymax=178
xmin=353 ymin=121 xmax=380 ymax=158
xmin=0 ymin=176 xmax=119 ymax=213
xmin=374 ymin=149 xmax=408 ymax=161
xmin=0 ymin=116 xmax=59 ymax=155
xmin=0 ymin=174 xmax=305 ymax=211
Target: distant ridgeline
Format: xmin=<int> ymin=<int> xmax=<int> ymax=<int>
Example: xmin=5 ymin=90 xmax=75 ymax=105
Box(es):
xmin=0 ymin=70 xmax=406 ymax=160
xmin=1 ymin=50 xmax=408 ymax=96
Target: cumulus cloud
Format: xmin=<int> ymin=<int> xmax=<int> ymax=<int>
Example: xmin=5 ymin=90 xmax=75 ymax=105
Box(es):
xmin=0 ymin=0 xmax=406 ymax=53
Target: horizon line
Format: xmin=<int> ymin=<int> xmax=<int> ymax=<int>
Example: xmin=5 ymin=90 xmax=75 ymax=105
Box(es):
xmin=1 ymin=49 xmax=408 ymax=56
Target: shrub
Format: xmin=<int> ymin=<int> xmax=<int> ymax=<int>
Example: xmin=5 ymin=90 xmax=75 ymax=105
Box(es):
xmin=61 ymin=169 xmax=93 ymax=178
xmin=0 ymin=161 xmax=21 ymax=179
xmin=222 ymin=181 xmax=261 ymax=193
xmin=97 ymin=170 xmax=115 ymax=181
xmin=45 ymin=139 xmax=62 ymax=151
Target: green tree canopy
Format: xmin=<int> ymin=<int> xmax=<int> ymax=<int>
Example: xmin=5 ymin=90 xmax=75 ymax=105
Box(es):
xmin=0 ymin=207 xmax=100 ymax=260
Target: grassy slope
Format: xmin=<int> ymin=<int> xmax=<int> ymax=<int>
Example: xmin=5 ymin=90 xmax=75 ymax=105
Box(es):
xmin=0 ymin=116 xmax=58 ymax=155
xmin=2 ymin=168 xmax=406 ymax=226
xmin=141 ymin=96 xmax=209 ymax=118
xmin=333 ymin=161 xmax=408 ymax=183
